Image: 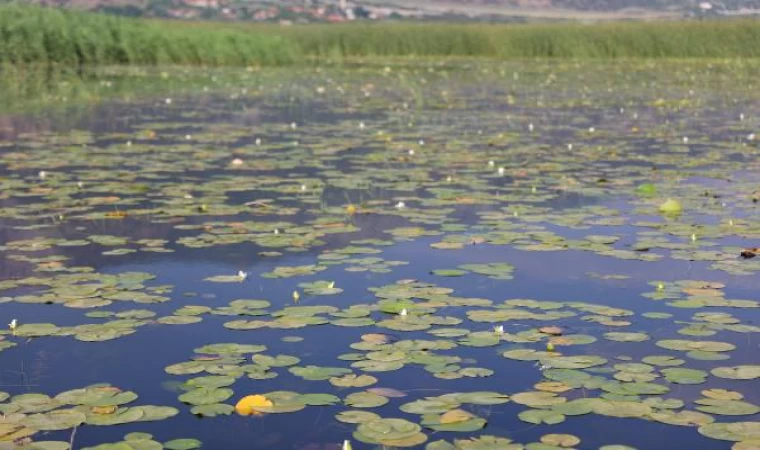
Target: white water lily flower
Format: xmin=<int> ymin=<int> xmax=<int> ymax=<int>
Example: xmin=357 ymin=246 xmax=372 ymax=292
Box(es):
xmin=274 ymin=229 xmax=280 ymax=235
xmin=38 ymin=171 xmax=47 ymax=179
xmin=399 ymin=308 xmax=408 ymax=316
xmin=328 ymin=281 xmax=335 ymax=289
xmin=290 ymin=122 xmax=297 ymax=129
xmin=683 ymin=136 xmax=689 ymax=144
xmin=408 ymin=149 xmax=415 ymax=156
xmin=255 ymin=138 xmax=262 ymax=145
xmin=494 ymin=325 xmax=504 ymax=335
xmin=748 ymin=133 xmax=756 ymax=141
xmin=488 ymin=160 xmax=495 ymax=167
xmin=77 ymin=181 xmax=84 ymax=189
xmin=9 ymin=319 xmax=17 ymax=331
xmin=395 ymin=201 xmax=406 ymax=209
xmin=301 ymin=184 xmax=307 ymax=191
xmin=237 ymin=271 xmax=248 ymax=281
xmin=528 ymin=123 xmax=534 ymax=132
xmin=359 ymin=122 xmax=365 ymax=129
xmin=497 ymin=167 xmax=505 ymax=176
xmin=165 ymin=98 xmax=172 ymax=104
xmin=342 ymin=440 xmax=353 ymax=450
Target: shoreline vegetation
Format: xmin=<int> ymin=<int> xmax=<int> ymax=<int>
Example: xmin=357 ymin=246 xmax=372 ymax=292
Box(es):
xmin=2 ymin=4 xmax=760 ymax=70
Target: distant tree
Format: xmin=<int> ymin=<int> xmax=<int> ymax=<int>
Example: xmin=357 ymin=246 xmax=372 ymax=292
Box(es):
xmin=98 ymin=4 xmax=144 ymax=16
xmin=353 ymin=6 xmax=370 ymax=18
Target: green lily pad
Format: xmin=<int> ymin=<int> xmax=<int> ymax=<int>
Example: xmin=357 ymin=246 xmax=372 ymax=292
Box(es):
xmin=164 ymin=439 xmax=202 ymax=450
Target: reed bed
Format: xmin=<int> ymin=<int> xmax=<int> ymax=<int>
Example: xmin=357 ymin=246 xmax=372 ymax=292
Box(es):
xmin=2 ymin=4 xmax=760 ymax=69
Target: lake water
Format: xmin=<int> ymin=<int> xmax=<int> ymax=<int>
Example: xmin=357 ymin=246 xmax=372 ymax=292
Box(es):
xmin=1 ymin=60 xmax=760 ymax=450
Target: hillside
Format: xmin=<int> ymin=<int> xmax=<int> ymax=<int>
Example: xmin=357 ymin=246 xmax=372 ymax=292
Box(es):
xmin=17 ymin=0 xmax=760 ymax=21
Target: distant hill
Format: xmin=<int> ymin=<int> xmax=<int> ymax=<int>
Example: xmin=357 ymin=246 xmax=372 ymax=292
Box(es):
xmin=16 ymin=0 xmax=760 ymax=21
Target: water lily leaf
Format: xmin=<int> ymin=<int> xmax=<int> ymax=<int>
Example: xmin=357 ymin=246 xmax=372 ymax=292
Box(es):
xmin=518 ymin=409 xmax=566 ymax=425
xmin=445 ymin=392 xmax=510 ymax=405
xmin=23 ymin=442 xmax=71 ymax=450
xmin=661 ymin=368 xmax=708 ymax=385
xmin=696 ymin=399 xmax=760 ymax=416
xmin=593 ymin=400 xmax=652 ymax=418
xmin=251 ymin=354 xmax=300 ymax=367
xmin=541 ymin=434 xmax=580 ymax=447
xmin=330 ymin=374 xmax=378 ymax=388
xmin=297 ymin=393 xmax=340 ymax=406
xmin=702 ymin=389 xmax=744 ymax=400
xmin=439 ymin=409 xmax=473 ymax=424
xmin=649 ymin=410 xmax=714 ymax=427
xmin=355 ymin=418 xmax=424 ymax=446
xmin=551 ymin=398 xmax=599 ymax=416
xmin=643 ymin=397 xmax=684 ymax=409
xmin=194 ymin=343 xmax=266 ymax=355
xmin=401 ymin=398 xmax=461 ymax=415
xmin=658 ymin=199 xmax=683 ymax=214
xmin=699 ymin=422 xmax=760 ymax=441
xmin=426 ymin=417 xmax=486 ymax=432
xmin=604 ymin=332 xmax=650 ymax=342
xmin=351 ymin=360 xmax=405 ymax=372
xmin=190 ymin=403 xmax=234 ymax=417
xmin=13 ymin=323 xmax=61 ymax=337
xmin=711 ymin=366 xmax=760 ymax=380
xmin=164 ymin=439 xmax=202 ymax=450
xmin=512 ymin=391 xmax=566 ymax=408
xmin=184 ymin=376 xmax=235 ymax=389
xmin=204 ymin=275 xmax=245 ymax=283
xmin=11 ymin=394 xmax=61 ymax=413
xmin=133 ymin=405 xmax=179 ymax=422
xmin=179 ymin=388 xmax=233 ymax=406
xmin=335 ymin=410 xmax=381 ymax=424
xmin=86 ymin=407 xmax=144 ymax=425
xmin=642 ymin=355 xmax=685 ymax=367
xmin=56 ymin=387 xmax=137 ymax=407
xmin=601 ymin=381 xmax=669 ymax=396
xmin=656 ymin=340 xmax=735 ymax=352
xmin=21 ymin=409 xmax=86 ymax=431
xmin=290 ymin=365 xmax=352 ymax=381
xmin=541 ymin=355 xmax=607 ymax=369
xmin=344 ymin=391 xmax=389 ymax=408
xmin=367 ymin=387 xmax=406 ymax=398
xmin=432 ymin=269 xmax=467 ymax=277
xmin=157 ymin=316 xmax=202 ymax=325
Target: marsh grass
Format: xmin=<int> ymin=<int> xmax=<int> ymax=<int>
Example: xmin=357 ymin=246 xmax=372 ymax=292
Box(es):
xmin=280 ymin=21 xmax=760 ymax=59
xmin=2 ymin=4 xmax=760 ymax=69
xmin=0 ymin=4 xmax=300 ymax=67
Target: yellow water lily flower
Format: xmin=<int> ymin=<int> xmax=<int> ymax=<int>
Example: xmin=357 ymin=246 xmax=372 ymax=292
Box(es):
xmin=235 ymin=395 xmax=273 ymax=416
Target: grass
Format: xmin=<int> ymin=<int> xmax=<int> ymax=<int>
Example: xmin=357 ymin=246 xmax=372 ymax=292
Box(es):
xmin=2 ymin=4 xmax=760 ymax=71
xmin=279 ymin=21 xmax=760 ymax=59
xmin=0 ymin=4 xmax=301 ymax=67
